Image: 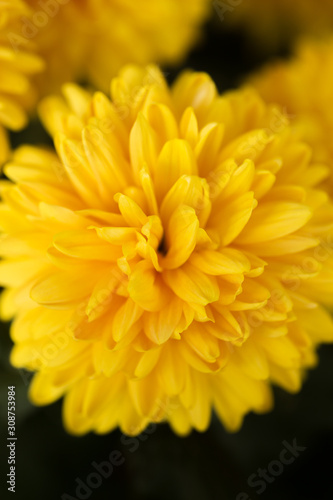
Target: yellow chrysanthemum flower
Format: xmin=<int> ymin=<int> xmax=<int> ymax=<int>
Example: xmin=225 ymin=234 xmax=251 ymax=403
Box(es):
xmin=19 ymin=0 xmax=210 ymax=94
xmin=217 ymin=0 xmax=333 ymax=45
xmin=249 ymin=36 xmax=333 ymax=196
xmin=0 ymin=0 xmax=44 ymax=162
xmin=1 ymin=65 xmax=333 ymax=436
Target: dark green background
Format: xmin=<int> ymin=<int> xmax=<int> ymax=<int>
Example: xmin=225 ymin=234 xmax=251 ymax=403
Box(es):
xmin=1 ymin=14 xmax=333 ymax=500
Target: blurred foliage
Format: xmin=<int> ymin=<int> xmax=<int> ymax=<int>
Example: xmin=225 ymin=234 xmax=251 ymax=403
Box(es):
xmin=1 ymin=16 xmax=333 ymax=500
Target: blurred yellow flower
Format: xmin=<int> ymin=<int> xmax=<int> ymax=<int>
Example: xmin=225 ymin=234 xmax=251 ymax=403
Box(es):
xmin=22 ymin=0 xmax=210 ymax=94
xmin=218 ymin=0 xmax=333 ymax=46
xmin=1 ymin=65 xmax=333 ymax=436
xmin=0 ymin=0 xmax=44 ymax=163
xmin=0 ymin=0 xmax=209 ymax=161
xmin=250 ymin=36 xmax=333 ymax=196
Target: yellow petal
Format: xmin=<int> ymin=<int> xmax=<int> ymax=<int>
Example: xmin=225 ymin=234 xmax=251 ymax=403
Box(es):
xmin=158 ymin=344 xmax=186 ymax=395
xmin=0 ymin=96 xmax=27 ymax=130
xmin=55 ymin=136 xmax=104 ymax=208
xmin=130 ymin=112 xmax=160 ymax=182
xmin=128 ymin=375 xmax=164 ymax=418
xmin=161 ymin=205 xmax=199 ymax=270
xmin=188 ymin=372 xmax=211 ymax=431
xmin=54 ymin=230 xmax=121 ymax=261
xmin=115 ymin=194 xmax=148 ymax=227
xmin=139 ymin=164 xmax=159 ymax=216
xmin=163 ymin=263 xmax=220 ymax=305
xmin=112 ymin=299 xmax=143 ymax=342
xmin=180 ymin=107 xmax=199 ymax=148
xmin=236 ymin=201 xmax=312 ymax=244
xmin=134 ymin=348 xmax=161 ymax=379
xmin=160 ymin=175 xmax=210 ymax=226
xmin=235 ymin=340 xmax=269 ymax=380
xmin=82 ymin=125 xmax=130 ymax=203
xmin=154 ymin=139 xmax=197 ymax=202
xmin=143 ymin=298 xmax=182 ymax=344
xmin=189 ymin=248 xmax=250 ymax=275
xmin=147 ymin=103 xmax=178 ymax=144
xmin=220 ymin=159 xmax=255 ymax=200
xmin=172 ymin=71 xmax=217 ymax=124
xmin=184 ymin=325 xmax=221 ymax=362
xmin=128 ymin=261 xmax=170 ymax=312
xmin=0 ymin=258 xmax=47 ymax=287
xmin=62 ymin=83 xmax=91 ymax=119
xmin=209 ymin=192 xmax=257 ymax=246
xmin=259 ymin=335 xmax=301 ymax=369
xmin=195 ymin=123 xmax=224 ymax=176
xmin=30 ymin=269 xmax=102 ymax=309
xmin=93 ymin=226 xmax=137 ymax=244
xmin=29 ymin=372 xmax=68 ymax=406
xmin=298 ymin=306 xmax=333 ymax=343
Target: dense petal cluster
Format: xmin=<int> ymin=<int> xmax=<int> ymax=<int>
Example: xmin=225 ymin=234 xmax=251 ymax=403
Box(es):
xmin=219 ymin=0 xmax=333 ymax=45
xmin=249 ymin=36 xmax=333 ymax=196
xmin=0 ymin=0 xmax=44 ymax=162
xmin=1 ymin=66 xmax=333 ymax=436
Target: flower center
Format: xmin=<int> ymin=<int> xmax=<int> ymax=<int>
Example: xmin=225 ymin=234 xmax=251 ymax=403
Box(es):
xmin=157 ymin=233 xmax=168 ymax=256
